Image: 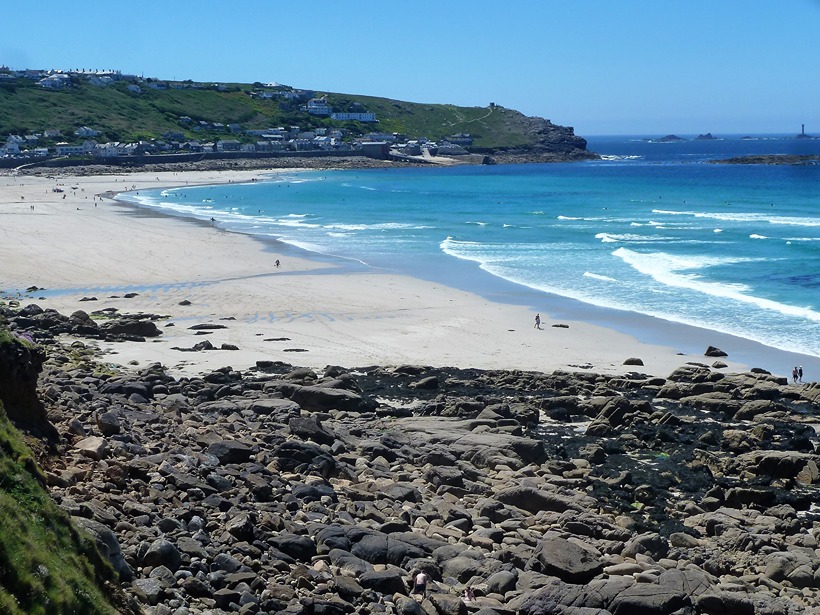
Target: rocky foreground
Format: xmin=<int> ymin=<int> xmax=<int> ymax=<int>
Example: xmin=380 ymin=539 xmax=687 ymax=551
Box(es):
xmin=3 ymin=304 xmax=820 ymax=615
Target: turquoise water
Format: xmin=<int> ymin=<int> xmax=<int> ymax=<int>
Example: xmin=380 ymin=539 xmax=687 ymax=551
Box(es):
xmin=124 ymin=135 xmax=820 ymax=363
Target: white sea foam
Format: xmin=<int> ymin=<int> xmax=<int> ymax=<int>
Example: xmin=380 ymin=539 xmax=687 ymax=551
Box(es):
xmin=583 ymin=272 xmax=618 ymax=282
xmin=320 ymin=222 xmax=430 ymax=232
xmin=596 ymin=233 xmax=671 ymax=243
xmin=653 ymin=209 xmax=820 ymax=227
xmin=273 ymin=218 xmax=322 ymax=228
xmin=466 ymin=221 xmax=489 ymax=226
xmin=612 ymin=248 xmax=820 ymax=322
xmin=750 ymin=234 xmax=768 ymax=239
xmin=713 ymin=229 xmax=723 ymax=233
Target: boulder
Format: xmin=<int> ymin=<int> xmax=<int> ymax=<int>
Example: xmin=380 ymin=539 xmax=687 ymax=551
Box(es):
xmin=705 ymin=346 xmax=728 ymax=357
xmin=288 ymin=415 xmax=336 ymax=445
xmin=142 ymin=538 xmax=182 ymax=572
xmin=208 ymin=440 xmax=254 ymax=464
xmin=528 ymin=536 xmax=603 ymax=584
xmin=75 ymin=436 xmax=108 ymax=460
xmin=289 ymin=385 xmax=376 ymax=413
xmin=496 ymin=485 xmax=592 ymax=513
xmin=359 ymin=569 xmax=407 ymax=595
xmin=73 ymin=517 xmax=133 ymax=580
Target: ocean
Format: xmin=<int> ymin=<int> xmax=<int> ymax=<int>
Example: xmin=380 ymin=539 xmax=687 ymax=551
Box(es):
xmin=123 ymin=134 xmax=820 ymax=371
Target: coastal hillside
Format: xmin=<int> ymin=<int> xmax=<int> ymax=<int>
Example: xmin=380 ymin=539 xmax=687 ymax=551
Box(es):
xmin=0 ymin=72 xmax=590 ymax=156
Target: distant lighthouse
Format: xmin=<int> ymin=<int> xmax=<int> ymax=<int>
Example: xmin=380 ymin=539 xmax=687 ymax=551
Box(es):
xmin=797 ymin=124 xmax=810 ymax=139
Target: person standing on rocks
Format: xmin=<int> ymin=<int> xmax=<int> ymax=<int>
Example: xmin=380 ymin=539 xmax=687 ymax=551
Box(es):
xmin=793 ymin=366 xmax=799 ymax=384
xmin=413 ymin=570 xmax=429 ymax=599
xmin=799 ymin=366 xmax=803 ymax=383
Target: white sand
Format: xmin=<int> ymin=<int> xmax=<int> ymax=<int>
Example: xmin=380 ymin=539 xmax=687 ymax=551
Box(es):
xmin=0 ymin=168 xmax=748 ymax=377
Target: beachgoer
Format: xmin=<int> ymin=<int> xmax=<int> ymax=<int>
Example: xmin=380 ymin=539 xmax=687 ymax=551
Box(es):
xmin=462 ymin=587 xmax=474 ymax=602
xmin=413 ymin=571 xmax=429 ymax=599
xmin=275 ymin=259 xmax=280 ymax=268
xmin=534 ymin=313 xmax=541 ymax=330
xmin=793 ymin=367 xmax=799 ymax=384
xmin=799 ymin=366 xmax=803 ymax=383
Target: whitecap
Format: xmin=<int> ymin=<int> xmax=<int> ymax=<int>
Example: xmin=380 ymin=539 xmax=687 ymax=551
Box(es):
xmin=583 ymin=272 xmax=618 ymax=282
xmin=612 ymin=247 xmax=820 ymax=322
xmin=652 ymin=209 xmax=820 ymax=227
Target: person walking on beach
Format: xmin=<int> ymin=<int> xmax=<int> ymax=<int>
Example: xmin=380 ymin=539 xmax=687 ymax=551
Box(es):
xmin=413 ymin=570 xmax=429 ymax=599
xmin=534 ymin=313 xmax=541 ymax=330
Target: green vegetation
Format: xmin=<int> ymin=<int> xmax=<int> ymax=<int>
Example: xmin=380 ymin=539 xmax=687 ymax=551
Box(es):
xmin=0 ymin=401 xmax=118 ymax=614
xmin=0 ymin=77 xmax=544 ymax=149
xmin=0 ymin=329 xmax=34 ymax=350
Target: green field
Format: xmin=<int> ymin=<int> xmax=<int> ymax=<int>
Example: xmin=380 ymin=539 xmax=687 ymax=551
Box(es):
xmin=0 ymin=77 xmax=566 ymax=150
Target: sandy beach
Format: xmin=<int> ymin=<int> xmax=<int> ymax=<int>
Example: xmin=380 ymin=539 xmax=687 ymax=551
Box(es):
xmin=0 ymin=168 xmax=755 ymax=378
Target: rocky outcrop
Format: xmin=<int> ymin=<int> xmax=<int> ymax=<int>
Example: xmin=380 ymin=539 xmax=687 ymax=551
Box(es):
xmin=471 ymin=109 xmax=597 ymax=161
xmin=0 ymin=331 xmax=57 ymax=439
xmin=3 ymin=304 xmax=820 ymax=614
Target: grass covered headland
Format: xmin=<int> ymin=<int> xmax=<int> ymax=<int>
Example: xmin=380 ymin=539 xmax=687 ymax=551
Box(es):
xmin=0 ymin=329 xmax=120 ymax=614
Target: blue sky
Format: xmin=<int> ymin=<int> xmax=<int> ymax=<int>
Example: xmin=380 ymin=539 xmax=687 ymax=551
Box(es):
xmin=2 ymin=1 xmax=818 ymax=136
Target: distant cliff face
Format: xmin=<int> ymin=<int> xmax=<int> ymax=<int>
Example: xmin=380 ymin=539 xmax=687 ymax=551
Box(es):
xmin=524 ymin=115 xmax=592 ymax=155
xmin=473 ymin=109 xmax=596 ymax=159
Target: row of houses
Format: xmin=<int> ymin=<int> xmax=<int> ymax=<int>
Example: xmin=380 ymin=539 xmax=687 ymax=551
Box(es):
xmin=2 ymin=128 xmax=475 ymax=159
xmin=305 ymin=97 xmax=377 ymax=122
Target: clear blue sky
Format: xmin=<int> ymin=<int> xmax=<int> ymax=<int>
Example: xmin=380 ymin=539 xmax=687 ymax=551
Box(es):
xmin=2 ymin=1 xmax=818 ymax=136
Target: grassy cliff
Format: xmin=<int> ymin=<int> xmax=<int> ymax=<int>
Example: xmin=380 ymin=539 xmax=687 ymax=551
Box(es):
xmin=0 ymin=406 xmax=119 ymax=614
xmin=0 ymin=330 xmax=121 ymax=614
xmin=0 ymin=77 xmax=587 ymax=153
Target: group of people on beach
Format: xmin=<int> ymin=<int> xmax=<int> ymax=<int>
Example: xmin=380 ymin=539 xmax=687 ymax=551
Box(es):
xmin=793 ymin=366 xmax=804 ymax=384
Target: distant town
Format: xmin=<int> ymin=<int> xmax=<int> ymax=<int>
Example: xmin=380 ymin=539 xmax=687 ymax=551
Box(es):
xmin=0 ymin=68 xmax=478 ymax=164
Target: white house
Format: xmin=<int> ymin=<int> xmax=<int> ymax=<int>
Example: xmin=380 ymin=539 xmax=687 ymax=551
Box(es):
xmin=306 ymin=98 xmax=332 ymax=116
xmin=215 ymin=139 xmax=241 ymax=152
xmin=88 ymin=75 xmax=114 ymax=86
xmin=43 ymin=129 xmax=62 ymax=138
xmin=331 ymin=112 xmax=376 ymax=122
xmin=313 ymin=136 xmax=334 ymax=150
xmin=55 ymin=141 xmax=96 ymax=156
xmin=289 ymin=138 xmax=313 ymax=151
xmin=37 ymin=74 xmax=70 ymax=88
xmin=94 ymin=142 xmax=121 ymax=158
xmin=74 ymin=126 xmax=100 ymax=137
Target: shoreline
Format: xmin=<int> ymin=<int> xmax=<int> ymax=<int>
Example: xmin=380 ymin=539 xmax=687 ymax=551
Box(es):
xmin=1 ymin=167 xmax=813 ymax=380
